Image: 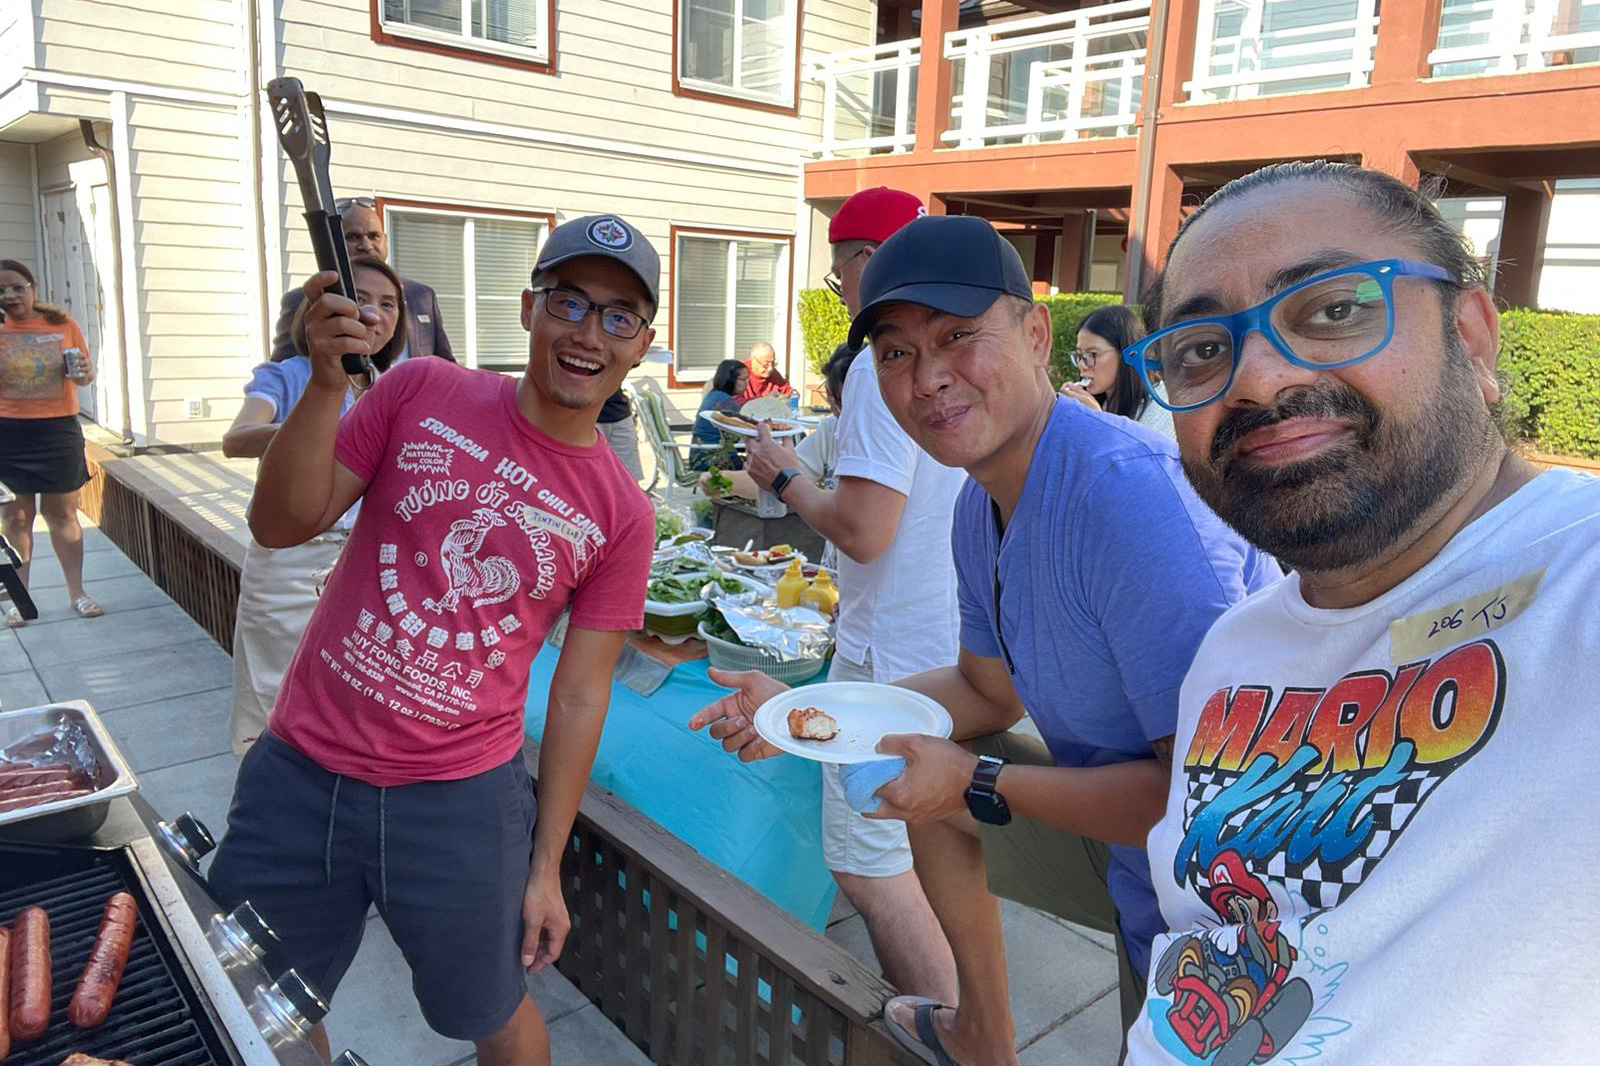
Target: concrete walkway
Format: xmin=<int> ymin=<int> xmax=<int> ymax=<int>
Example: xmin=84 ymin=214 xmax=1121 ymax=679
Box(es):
xmin=2 ymin=467 xmax=1125 ymax=1062
xmin=0 ymin=516 xmax=647 ymax=1066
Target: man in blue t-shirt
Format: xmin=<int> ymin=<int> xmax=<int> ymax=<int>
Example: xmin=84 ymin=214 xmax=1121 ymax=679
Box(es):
xmin=692 ymin=215 xmax=1278 ymax=1065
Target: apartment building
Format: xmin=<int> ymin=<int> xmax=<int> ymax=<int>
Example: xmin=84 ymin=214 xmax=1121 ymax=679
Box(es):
xmin=0 ymin=0 xmax=871 ymax=445
xmin=801 ymin=0 xmax=1600 ymax=310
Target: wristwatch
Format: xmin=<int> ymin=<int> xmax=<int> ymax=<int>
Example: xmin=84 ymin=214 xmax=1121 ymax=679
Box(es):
xmin=769 ymin=467 xmax=803 ymax=500
xmin=965 ymin=754 xmax=1012 ymax=826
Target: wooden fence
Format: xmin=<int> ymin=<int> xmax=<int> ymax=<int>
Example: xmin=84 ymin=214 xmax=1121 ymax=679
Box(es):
xmin=80 ymin=444 xmax=916 ymax=1066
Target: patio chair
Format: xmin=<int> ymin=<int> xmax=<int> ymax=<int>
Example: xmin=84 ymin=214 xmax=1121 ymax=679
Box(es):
xmin=629 ymin=382 xmax=702 ymax=493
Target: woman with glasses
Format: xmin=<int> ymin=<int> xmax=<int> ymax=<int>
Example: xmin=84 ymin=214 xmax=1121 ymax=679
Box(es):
xmin=0 ymin=258 xmax=102 ymax=627
xmin=221 ymin=256 xmax=407 ymax=753
xmin=690 ymin=358 xmax=750 ymax=471
xmin=1059 ymin=304 xmax=1175 ymax=439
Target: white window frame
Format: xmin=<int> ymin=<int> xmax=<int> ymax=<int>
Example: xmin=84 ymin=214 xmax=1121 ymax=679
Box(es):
xmin=678 ymin=0 xmax=800 ymax=108
xmin=385 ymin=203 xmax=550 ymax=373
xmin=379 ymin=0 xmax=550 ymax=65
xmin=672 ymin=229 xmax=791 ymax=381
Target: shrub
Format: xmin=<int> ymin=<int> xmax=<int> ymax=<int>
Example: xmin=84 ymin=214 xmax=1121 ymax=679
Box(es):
xmin=797 ymin=288 xmax=852 ymax=376
xmin=1496 ymin=309 xmax=1600 ymax=459
xmin=1037 ymin=292 xmax=1128 ymax=387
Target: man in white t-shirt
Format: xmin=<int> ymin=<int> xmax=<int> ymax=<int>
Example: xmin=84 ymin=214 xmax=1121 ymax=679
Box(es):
xmin=743 ymin=187 xmax=964 ymax=1002
xmin=1123 ymin=161 xmax=1600 ymax=1065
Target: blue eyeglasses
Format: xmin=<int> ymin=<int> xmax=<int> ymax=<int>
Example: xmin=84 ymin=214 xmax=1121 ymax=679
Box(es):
xmin=1124 ymin=259 xmax=1455 ymax=412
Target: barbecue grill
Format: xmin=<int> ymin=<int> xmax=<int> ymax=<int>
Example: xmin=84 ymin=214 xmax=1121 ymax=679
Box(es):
xmin=0 ymin=708 xmax=376 ymax=1065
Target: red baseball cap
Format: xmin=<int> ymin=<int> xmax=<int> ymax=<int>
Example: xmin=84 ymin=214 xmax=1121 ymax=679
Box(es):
xmin=828 ymin=187 xmax=926 ymax=245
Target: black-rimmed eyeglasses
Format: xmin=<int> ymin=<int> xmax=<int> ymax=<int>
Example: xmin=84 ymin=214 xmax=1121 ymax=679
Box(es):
xmin=823 ymin=246 xmax=869 ymax=298
xmin=533 ymin=286 xmax=648 ymax=339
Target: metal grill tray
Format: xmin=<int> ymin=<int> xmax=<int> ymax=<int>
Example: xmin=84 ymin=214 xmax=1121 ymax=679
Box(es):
xmin=0 ymin=701 xmax=139 ymax=839
xmin=0 ymin=843 xmax=232 ymax=1065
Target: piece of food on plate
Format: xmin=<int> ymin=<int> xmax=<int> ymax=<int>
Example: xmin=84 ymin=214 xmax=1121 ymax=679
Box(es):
xmin=787 ymin=707 xmax=840 ymax=742
xmin=713 ymin=411 xmax=757 ymax=429
xmin=60 ymin=1054 xmax=135 ymax=1066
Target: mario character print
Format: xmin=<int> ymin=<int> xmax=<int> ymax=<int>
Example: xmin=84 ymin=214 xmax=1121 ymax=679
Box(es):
xmin=1148 ymin=638 xmax=1507 ymax=1062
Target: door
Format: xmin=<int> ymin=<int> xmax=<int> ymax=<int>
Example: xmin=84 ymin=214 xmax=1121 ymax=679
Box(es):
xmin=41 ymin=184 xmax=115 ymax=424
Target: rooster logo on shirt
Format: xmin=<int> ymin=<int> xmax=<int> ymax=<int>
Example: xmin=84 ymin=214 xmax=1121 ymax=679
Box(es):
xmin=432 ymin=507 xmax=520 ymax=612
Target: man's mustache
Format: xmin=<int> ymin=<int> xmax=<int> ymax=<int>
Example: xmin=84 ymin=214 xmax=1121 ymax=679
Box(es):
xmin=1210 ymin=384 xmax=1378 ymax=464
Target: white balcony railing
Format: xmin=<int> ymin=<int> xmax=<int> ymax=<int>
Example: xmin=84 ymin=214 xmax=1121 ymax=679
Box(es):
xmin=1429 ymin=0 xmax=1600 ymax=78
xmin=943 ymin=1 xmax=1151 ymax=149
xmin=806 ymin=38 xmax=920 ymax=159
xmin=1185 ymin=0 xmax=1380 ymax=102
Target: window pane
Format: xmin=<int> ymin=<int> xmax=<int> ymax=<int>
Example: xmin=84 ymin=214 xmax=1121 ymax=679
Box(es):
xmin=677 ymin=237 xmax=730 ymax=373
xmin=738 ymin=0 xmax=788 ymax=95
xmin=383 ymin=0 xmax=460 ymax=34
xmin=475 ymin=217 xmax=543 ymax=372
xmin=473 ymin=0 xmax=540 ymax=48
xmin=683 ymin=0 xmax=736 ymax=87
xmin=389 ymin=212 xmax=466 ymax=362
xmin=732 ymin=241 xmax=780 ymax=361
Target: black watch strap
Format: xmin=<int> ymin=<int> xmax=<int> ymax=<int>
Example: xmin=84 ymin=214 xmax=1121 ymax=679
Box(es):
xmin=965 ymin=754 xmax=1012 ymax=826
xmin=769 ymin=467 xmax=802 ymax=499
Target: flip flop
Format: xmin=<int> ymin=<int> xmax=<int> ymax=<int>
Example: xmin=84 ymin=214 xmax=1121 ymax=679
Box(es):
xmin=884 ymin=996 xmax=960 ymax=1066
xmin=72 ymin=595 xmax=103 ymax=618
xmin=3 ymin=606 xmax=23 ymax=628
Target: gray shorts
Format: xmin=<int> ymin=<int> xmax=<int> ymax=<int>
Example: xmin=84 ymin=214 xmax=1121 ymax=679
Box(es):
xmin=208 ymin=732 xmax=538 ymax=1041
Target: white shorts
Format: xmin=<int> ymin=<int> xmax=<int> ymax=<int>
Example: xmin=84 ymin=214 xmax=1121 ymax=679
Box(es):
xmin=820 ymin=650 xmax=914 ymax=878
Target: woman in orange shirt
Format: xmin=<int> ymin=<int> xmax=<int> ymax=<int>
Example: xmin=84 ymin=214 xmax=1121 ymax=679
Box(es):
xmin=0 ymin=258 xmax=102 ymax=627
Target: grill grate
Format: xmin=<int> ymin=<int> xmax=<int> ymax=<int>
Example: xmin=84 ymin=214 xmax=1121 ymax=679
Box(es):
xmin=1 ymin=847 xmax=230 ymax=1066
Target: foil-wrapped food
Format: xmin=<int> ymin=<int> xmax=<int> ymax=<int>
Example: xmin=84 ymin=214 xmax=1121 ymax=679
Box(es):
xmin=0 ymin=717 xmax=101 ymax=813
xmin=701 ymin=582 xmax=833 ymax=663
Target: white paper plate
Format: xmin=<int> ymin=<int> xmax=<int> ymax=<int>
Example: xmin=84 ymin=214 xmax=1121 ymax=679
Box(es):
xmin=752 ymin=682 xmax=953 ymax=764
xmin=699 ymin=410 xmax=805 ymax=438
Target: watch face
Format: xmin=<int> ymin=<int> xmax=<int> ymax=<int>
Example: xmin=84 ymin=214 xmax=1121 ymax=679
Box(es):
xmin=965 ymin=787 xmax=1013 ymax=826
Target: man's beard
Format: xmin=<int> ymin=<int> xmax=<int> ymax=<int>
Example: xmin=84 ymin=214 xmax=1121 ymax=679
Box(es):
xmin=1182 ymin=334 xmax=1491 ymax=574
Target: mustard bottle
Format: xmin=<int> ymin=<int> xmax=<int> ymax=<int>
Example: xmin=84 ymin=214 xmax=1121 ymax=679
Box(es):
xmin=776 ymin=558 xmax=807 ymax=609
xmin=800 ymin=569 xmax=839 ymax=617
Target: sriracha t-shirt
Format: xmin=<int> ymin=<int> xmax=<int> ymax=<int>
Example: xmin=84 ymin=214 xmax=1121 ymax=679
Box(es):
xmin=270 ymin=358 xmax=653 ymax=785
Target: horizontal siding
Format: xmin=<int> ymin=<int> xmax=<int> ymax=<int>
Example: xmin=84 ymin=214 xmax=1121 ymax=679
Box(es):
xmin=276 ymin=0 xmax=874 ymax=172
xmin=126 ymin=99 xmax=257 ymax=446
xmin=0 ymin=144 xmax=38 ymax=274
xmin=35 ymin=0 xmax=240 ymax=95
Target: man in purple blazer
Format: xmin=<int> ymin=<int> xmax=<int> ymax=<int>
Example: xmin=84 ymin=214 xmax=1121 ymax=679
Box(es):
xmin=270 ymin=196 xmax=455 ymax=363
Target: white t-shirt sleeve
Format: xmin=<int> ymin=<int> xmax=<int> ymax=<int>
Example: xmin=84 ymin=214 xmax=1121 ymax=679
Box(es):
xmin=833 ymin=349 xmax=915 ymax=496
xmin=795 ymin=429 xmax=825 ymax=483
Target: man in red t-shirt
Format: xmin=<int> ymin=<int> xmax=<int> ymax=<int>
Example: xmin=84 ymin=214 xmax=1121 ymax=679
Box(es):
xmin=209 ymin=215 xmax=659 ymax=1066
xmin=739 ymin=341 xmax=795 ymax=401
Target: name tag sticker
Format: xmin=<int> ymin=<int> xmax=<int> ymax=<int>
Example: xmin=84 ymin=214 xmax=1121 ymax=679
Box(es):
xmin=417 ymin=314 xmax=431 ymax=323
xmin=1389 ymin=567 xmax=1546 ymax=664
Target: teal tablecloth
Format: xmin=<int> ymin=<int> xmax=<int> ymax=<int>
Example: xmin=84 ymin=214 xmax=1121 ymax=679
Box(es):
xmin=524 ymin=643 xmax=836 ymax=931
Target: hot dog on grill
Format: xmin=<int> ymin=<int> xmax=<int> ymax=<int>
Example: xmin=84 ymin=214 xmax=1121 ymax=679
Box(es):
xmin=59 ymin=1054 xmax=135 ymax=1066
xmin=9 ymin=905 xmax=51 ymax=1042
xmin=67 ymin=893 xmax=138 ymax=1029
xmin=0 ymin=926 xmax=11 ymax=1061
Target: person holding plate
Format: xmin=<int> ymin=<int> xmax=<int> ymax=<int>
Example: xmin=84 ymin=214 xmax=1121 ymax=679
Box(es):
xmin=690 ymin=358 xmax=749 ymax=471
xmin=692 ymin=215 xmax=1279 ymax=1064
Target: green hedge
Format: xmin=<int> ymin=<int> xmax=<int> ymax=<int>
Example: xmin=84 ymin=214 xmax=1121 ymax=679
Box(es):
xmin=1497 ymin=309 xmax=1600 ymax=460
xmin=798 ymin=288 xmax=852 ymax=376
xmin=1037 ymin=292 xmax=1128 ymax=387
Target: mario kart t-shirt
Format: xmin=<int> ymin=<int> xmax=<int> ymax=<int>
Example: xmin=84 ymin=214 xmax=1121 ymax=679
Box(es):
xmin=270 ymin=357 xmax=653 ymax=786
xmin=1127 ymin=470 xmax=1600 ymax=1065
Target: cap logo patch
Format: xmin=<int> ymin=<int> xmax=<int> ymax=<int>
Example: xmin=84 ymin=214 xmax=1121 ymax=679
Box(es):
xmin=916 ymin=206 xmax=929 ymax=217
xmin=587 ymin=217 xmax=633 ymax=250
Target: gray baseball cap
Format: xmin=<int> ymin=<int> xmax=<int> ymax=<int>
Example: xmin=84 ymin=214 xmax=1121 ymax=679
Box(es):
xmin=536 ymin=214 xmax=661 ymax=314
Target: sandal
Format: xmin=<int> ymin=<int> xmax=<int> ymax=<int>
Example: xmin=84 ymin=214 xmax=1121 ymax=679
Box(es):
xmin=71 ymin=595 xmax=104 ymax=619
xmin=885 ymin=996 xmax=960 ymax=1066
xmin=3 ymin=606 xmax=23 ymax=628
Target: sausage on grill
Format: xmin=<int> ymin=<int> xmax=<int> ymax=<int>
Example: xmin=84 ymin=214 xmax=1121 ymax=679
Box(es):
xmin=68 ymin=893 xmax=138 ymax=1029
xmin=0 ymin=925 xmax=11 ymax=1060
xmin=8 ymin=905 xmax=51 ymax=1042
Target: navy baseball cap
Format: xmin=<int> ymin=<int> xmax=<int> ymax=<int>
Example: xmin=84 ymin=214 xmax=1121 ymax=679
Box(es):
xmin=848 ymin=215 xmax=1032 ymax=348
xmin=536 ymin=214 xmax=661 ymax=313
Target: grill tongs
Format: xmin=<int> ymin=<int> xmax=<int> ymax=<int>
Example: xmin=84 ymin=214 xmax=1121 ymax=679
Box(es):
xmin=267 ymin=77 xmax=375 ymax=392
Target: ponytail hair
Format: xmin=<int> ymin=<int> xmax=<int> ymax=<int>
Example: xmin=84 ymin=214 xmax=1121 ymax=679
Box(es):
xmin=0 ymin=259 xmax=70 ymax=325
